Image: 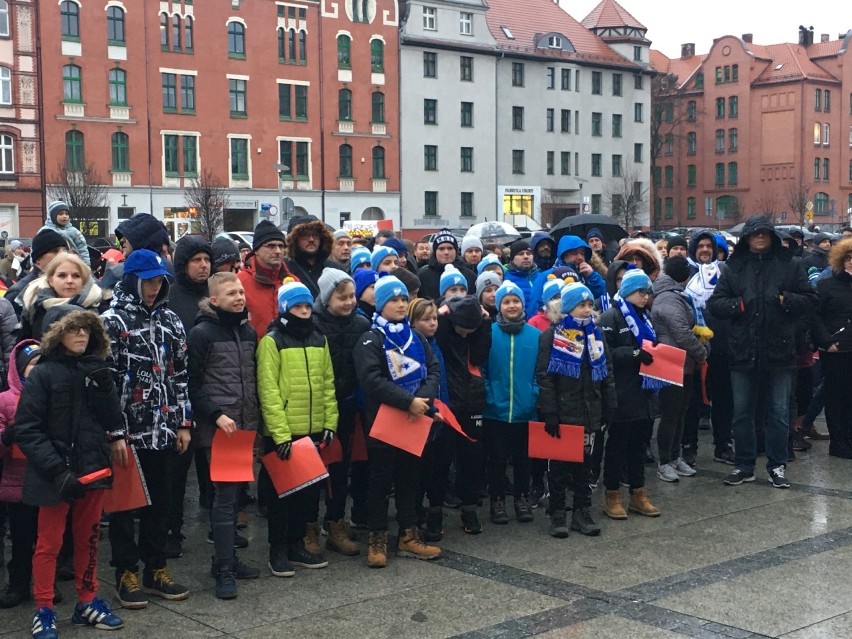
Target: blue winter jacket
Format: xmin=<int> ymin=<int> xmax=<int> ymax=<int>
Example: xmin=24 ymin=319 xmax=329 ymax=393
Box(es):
xmin=529 ymin=235 xmax=606 ymax=313
xmin=483 ymin=321 xmax=540 ymax=423
xmin=503 ymin=264 xmax=539 ymax=319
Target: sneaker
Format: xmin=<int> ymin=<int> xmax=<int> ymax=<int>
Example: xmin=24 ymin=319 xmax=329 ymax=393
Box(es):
xmin=209 ymin=556 xmax=260 ymax=580
xmin=213 ymin=566 xmax=237 ymax=600
xmin=164 ymin=531 xmax=185 ymax=559
xmin=100 ymin=512 xmax=110 ymax=528
xmin=528 ymin=484 xmax=546 ymax=509
xmin=143 ymin=567 xmax=189 ymax=601
xmin=72 ymin=596 xmax=124 ymax=630
xmin=288 ymin=543 xmax=329 ymax=569
xmin=656 ymin=463 xmax=679 ymax=482
xmin=802 ymin=425 xmax=830 ymax=440
xmin=570 ymin=507 xmax=601 ymax=536
xmin=549 ymin=510 xmax=569 ymax=538
xmin=792 ymin=431 xmax=812 ymax=451
xmin=0 ymin=584 xmax=29 ymax=609
xmin=460 ymin=508 xmax=482 ymax=535
xmin=723 ymin=469 xmax=755 ymax=486
xmin=397 ymin=527 xmax=441 ymax=561
xmin=681 ymin=450 xmax=697 ymax=468
xmin=673 ymin=458 xmax=697 ymax=477
xmin=268 ymin=547 xmax=295 ymax=577
xmin=713 ymin=448 xmax=736 ymax=465
xmin=32 ymin=606 xmax=57 ymax=639
xmin=514 ymin=495 xmax=534 ymax=523
xmin=206 ymin=531 xmax=249 ymax=549
xmin=489 ymin=499 xmax=509 ymax=525
xmin=768 ymin=466 xmax=791 ymax=489
xmin=422 ymin=507 xmax=444 ymax=542
xmin=116 ymin=569 xmax=148 ymax=609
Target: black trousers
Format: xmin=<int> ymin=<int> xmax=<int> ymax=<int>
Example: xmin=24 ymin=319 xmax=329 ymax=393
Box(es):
xmin=324 ymin=408 xmax=356 ymax=523
xmin=822 ymin=352 xmax=852 ymax=450
xmin=109 ymin=448 xmax=174 ymax=575
xmin=657 ymin=375 xmax=692 ymax=465
xmin=418 ymin=430 xmax=455 ymax=511
xmin=603 ymin=420 xmax=646 ymax=491
xmin=366 ymin=441 xmax=420 ymax=533
xmin=5 ymin=501 xmax=39 ymax=589
xmin=682 ymin=372 xmax=706 ymax=455
xmin=708 ymin=354 xmax=734 ymax=455
xmin=165 ymin=439 xmax=193 ymax=536
xmin=547 ymin=432 xmax=594 ymax=513
xmin=454 ymin=414 xmax=484 ymax=508
xmin=484 ymin=420 xmax=530 ymax=500
xmin=263 ymin=436 xmax=321 ymax=549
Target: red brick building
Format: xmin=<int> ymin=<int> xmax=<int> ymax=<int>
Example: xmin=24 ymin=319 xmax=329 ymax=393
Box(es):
xmin=651 ymin=28 xmax=852 ymax=230
xmin=38 ymin=0 xmax=401 ymax=240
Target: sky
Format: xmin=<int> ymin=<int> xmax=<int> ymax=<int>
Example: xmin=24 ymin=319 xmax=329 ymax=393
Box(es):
xmin=563 ymin=0 xmax=847 ymax=58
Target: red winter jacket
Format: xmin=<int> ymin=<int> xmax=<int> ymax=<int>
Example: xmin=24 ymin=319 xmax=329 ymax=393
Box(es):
xmin=0 ymin=339 xmax=40 ymax=502
xmin=237 ymin=258 xmax=297 ymax=340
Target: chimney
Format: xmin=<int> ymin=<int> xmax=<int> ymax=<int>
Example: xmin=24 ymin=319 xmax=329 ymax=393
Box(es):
xmin=681 ymin=43 xmax=695 ymax=58
xmin=742 ymin=33 xmax=753 ymax=43
xmin=821 ymin=33 xmax=830 ymax=42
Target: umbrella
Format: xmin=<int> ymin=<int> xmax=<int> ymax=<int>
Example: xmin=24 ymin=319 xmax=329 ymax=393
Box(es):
xmin=549 ymin=214 xmax=627 ymax=245
xmin=465 ymin=221 xmax=521 ymax=246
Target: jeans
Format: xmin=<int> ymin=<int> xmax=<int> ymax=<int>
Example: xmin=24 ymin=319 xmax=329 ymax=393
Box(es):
xmin=731 ymin=368 xmax=795 ymax=474
xmin=484 ymin=420 xmax=530 ymax=500
xmin=203 ymin=449 xmax=239 ymax=566
xmin=656 ymin=375 xmax=693 ymax=465
xmin=603 ymin=420 xmax=646 ymax=491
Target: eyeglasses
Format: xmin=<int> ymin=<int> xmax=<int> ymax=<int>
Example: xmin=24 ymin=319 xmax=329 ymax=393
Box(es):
xmin=70 ymin=326 xmax=90 ymax=335
xmin=634 ymin=289 xmax=652 ymax=297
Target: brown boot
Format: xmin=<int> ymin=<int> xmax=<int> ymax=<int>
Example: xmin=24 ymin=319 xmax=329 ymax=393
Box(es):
xmin=397 ymin=527 xmax=442 ymax=561
xmin=367 ymin=532 xmax=387 ymax=568
xmin=326 ymin=519 xmax=359 ymax=556
xmin=304 ymin=522 xmax=322 ymax=556
xmin=628 ymin=487 xmax=661 ymax=517
xmin=603 ymin=489 xmax=627 ymax=520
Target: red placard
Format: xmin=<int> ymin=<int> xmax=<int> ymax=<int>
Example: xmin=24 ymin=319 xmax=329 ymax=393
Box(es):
xmin=527 ymin=421 xmax=585 ymax=463
xmin=10 ymin=443 xmax=25 ymax=460
xmin=433 ymin=400 xmax=476 ymax=442
xmin=210 ymin=429 xmax=257 ymax=483
xmin=103 ymin=447 xmax=151 ymax=513
xmin=262 ymin=438 xmax=329 ymax=498
xmin=639 ymin=340 xmax=686 ymax=387
xmin=78 ymin=468 xmax=112 ymax=485
xmin=319 ymin=436 xmax=343 ymax=466
xmin=368 ymin=404 xmax=432 ymax=457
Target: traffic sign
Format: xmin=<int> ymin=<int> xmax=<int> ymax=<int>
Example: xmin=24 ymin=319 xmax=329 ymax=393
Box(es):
xmin=806 ymin=201 xmax=814 ymax=212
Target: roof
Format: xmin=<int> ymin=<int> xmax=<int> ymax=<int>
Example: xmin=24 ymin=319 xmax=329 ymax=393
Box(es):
xmin=650 ymin=49 xmax=705 ymax=89
xmin=484 ymin=0 xmax=638 ymax=66
xmin=749 ymin=42 xmax=839 ymax=85
xmin=581 ymin=0 xmax=647 ymax=31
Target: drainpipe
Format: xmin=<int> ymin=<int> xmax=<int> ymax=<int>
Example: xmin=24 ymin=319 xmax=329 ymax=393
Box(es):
xmin=34 ymin=0 xmax=47 ymax=219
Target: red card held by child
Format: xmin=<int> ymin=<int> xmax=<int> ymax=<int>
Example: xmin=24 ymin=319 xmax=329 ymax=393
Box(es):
xmin=210 ymin=429 xmax=256 ymax=483
xmin=639 ymin=340 xmax=686 ymax=387
xmin=78 ymin=468 xmax=112 ymax=485
xmin=319 ymin=436 xmax=343 ymax=466
xmin=10 ymin=443 xmax=25 ymax=460
xmin=368 ymin=404 xmax=432 ymax=457
xmin=528 ymin=421 xmax=585 ymax=463
xmin=103 ymin=446 xmax=151 ymax=513
xmin=262 ymin=437 xmax=329 ymax=498
xmin=433 ymin=400 xmax=476 ymax=442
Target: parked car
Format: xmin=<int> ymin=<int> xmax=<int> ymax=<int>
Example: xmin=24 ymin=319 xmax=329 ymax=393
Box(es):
xmin=226 ymin=231 xmax=254 ymax=247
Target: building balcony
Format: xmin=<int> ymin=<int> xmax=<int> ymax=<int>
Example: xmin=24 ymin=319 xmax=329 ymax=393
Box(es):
xmin=338 ymin=177 xmax=355 ymax=191
xmin=371 ymin=123 xmax=386 ymax=135
xmin=111 ymin=171 xmax=132 ymax=187
xmin=338 ymin=121 xmax=354 ymax=134
xmin=372 ymin=178 xmax=387 ymax=193
xmin=110 ymin=106 xmax=130 ymax=120
xmin=63 ymin=102 xmax=85 ymax=118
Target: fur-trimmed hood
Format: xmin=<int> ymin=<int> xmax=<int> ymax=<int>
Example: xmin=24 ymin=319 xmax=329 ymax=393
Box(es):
xmin=287 ymin=219 xmax=333 ymax=263
xmin=829 ymin=237 xmax=852 ymax=274
xmin=614 ymin=238 xmax=664 ymax=278
xmin=40 ymin=306 xmax=110 ymax=359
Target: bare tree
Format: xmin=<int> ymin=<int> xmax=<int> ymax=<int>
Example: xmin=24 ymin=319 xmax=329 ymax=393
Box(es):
xmin=752 ymin=191 xmax=780 ymax=218
xmin=784 ymin=176 xmax=812 ymax=228
xmin=184 ymin=168 xmax=229 ymax=242
xmin=47 ymin=161 xmax=110 ymax=238
xmin=604 ymin=162 xmax=649 ymax=231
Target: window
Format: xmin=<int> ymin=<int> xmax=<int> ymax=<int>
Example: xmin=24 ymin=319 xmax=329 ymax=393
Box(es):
xmin=849 ymin=159 xmax=852 ymax=182
xmin=732 ymin=64 xmax=738 ymax=81
xmin=591 ymin=153 xmax=601 ymax=177
xmin=278 ymin=140 xmax=309 ymax=179
xmin=65 ymin=130 xmax=84 ymax=171
xmin=729 ymin=128 xmax=738 ymax=152
xmin=612 ymin=155 xmax=622 ymax=177
xmin=229 ymin=78 xmax=247 ymax=116
xmin=512 ymin=62 xmax=524 ymax=87
xmin=561 ymin=68 xmax=571 ymax=90
xmin=729 ymin=96 xmax=738 ymax=117
xmin=60 ymin=1 xmax=79 ymax=39
xmin=338 ymin=88 xmax=351 ymax=121
xmin=823 ymin=123 xmax=830 ymax=146
xmin=424 ymin=191 xmax=438 ymax=216
xmin=512 ymin=149 xmax=524 ymax=174
xmin=560 ymin=151 xmax=570 ymax=175
xmin=184 ymin=16 xmax=193 ymax=51
xmin=560 ymin=109 xmax=571 ymax=133
xmin=823 ymin=158 xmax=829 ymax=181
xmin=371 ymin=40 xmax=384 ymax=72
xmin=423 ymin=52 xmax=437 ymax=78
xmin=815 ymin=191 xmax=829 ymax=214
xmin=815 ymin=88 xmax=822 ymax=111
xmin=663 ymin=102 xmax=674 ymax=123
xmin=687 ymin=164 xmax=696 ymax=187
xmin=687 ymin=100 xmax=696 ymax=121
xmin=728 ymin=162 xmax=738 ymax=185
xmin=0 ymin=134 xmax=12 ymax=174
xmin=460 ymin=56 xmax=473 ymax=81
xmin=633 ymin=45 xmax=642 ymax=61
xmin=546 ymin=67 xmax=555 ymax=89
xmin=687 ymin=197 xmax=696 ymax=219
xmin=108 ymin=68 xmax=127 ymax=105
xmin=546 ymin=151 xmax=554 ymax=175
xmin=161 ymin=73 xmax=176 ymax=110
xmin=372 ymin=91 xmax=385 ymax=123
xmin=687 ymin=132 xmax=697 ymax=154
xmin=460 ymin=101 xmax=473 ymax=127
xmin=634 ymin=143 xmax=643 ymax=163
xmin=424 ymin=145 xmax=437 ymax=171
xmin=180 ymin=75 xmax=194 ymax=112
xmin=591 ymin=112 xmax=602 ymax=136
xmin=460 ymin=146 xmax=473 ymax=172
xmin=423 ymin=6 xmax=436 ymax=29
xmin=230 ymin=138 xmax=249 ymax=179
xmin=172 ymin=14 xmax=181 ymax=51
xmin=337 ymin=35 xmax=351 ymax=69
xmin=160 ymin=13 xmax=168 ymax=49
xmin=612 ymin=114 xmax=622 ymax=138
xmin=164 ymin=134 xmax=178 ymax=175
xmin=424 ymin=98 xmax=437 ymax=124
xmin=715 ymin=129 xmax=725 ymax=152
xmin=512 ymin=106 xmax=524 ymax=130
xmin=111 ymin=132 xmax=129 ymax=171
xmin=62 ymin=64 xmax=82 ymax=102
xmin=107 ymin=6 xmax=125 ymax=44
xmin=227 ymin=21 xmax=245 ymax=57
xmin=665 ymin=197 xmax=673 ymax=219
xmin=634 ymin=102 xmax=643 ymax=122
xmin=0 ymin=66 xmax=10 ymax=105
xmin=298 ymin=30 xmax=307 ymax=63
xmin=591 ymin=71 xmax=602 ymax=95
xmin=634 ymin=73 xmax=643 ymax=90
xmin=459 ymin=12 xmax=472 ymax=35
xmin=612 ymin=73 xmax=622 ymax=96
xmin=372 ymin=146 xmax=385 ymax=179
xmin=695 ymin=72 xmax=704 ymax=89
xmin=652 ymin=166 xmax=661 ymax=187
xmin=277 ymin=28 xmax=286 ymax=60
xmin=278 ymin=84 xmax=291 ymax=119
xmin=716 ymin=97 xmax=725 ymax=118
xmin=824 ymin=90 xmax=831 ymax=113
xmin=339 ymin=144 xmax=352 ymax=178
xmin=546 ymin=108 xmax=554 ymax=132
xmin=814 ymin=157 xmax=821 ymax=179
xmin=715 ymin=163 xmax=724 ymax=186
xmin=461 ymin=192 xmax=473 ymax=217
xmin=295 ymin=85 xmax=307 ymax=119
xmin=814 ymin=123 xmax=822 ymax=145
xmin=182 ymin=135 xmax=197 ymax=175
xmin=592 ymin=194 xmax=602 ymax=214
xmin=664 ymin=165 xmax=673 ymax=187
xmin=289 ymin=29 xmax=296 ymax=61
xmin=664 ymin=133 xmax=674 ymax=155
xmin=724 ymin=66 xmax=730 ymax=82
xmin=548 ymin=35 xmax=562 ymax=48
xmin=715 ymin=66 xmax=722 ymax=84
xmin=0 ymin=1 xmax=8 ymax=37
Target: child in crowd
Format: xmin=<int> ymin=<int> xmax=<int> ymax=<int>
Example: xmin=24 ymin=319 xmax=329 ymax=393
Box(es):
xmin=354 ymin=269 xmax=379 ymax=320
xmin=483 ymin=282 xmax=540 ymax=524
xmin=476 ymin=272 xmax=502 ymax=321
xmin=528 ymin=274 xmax=570 ymax=332
xmin=439 ymin=265 xmax=469 ymax=301
xmin=371 ymin=246 xmax=399 ymax=274
xmin=257 ymin=278 xmax=338 ymax=577
xmin=476 ymin=254 xmax=504 ymax=280
xmin=536 ymin=283 xmax=616 ymax=539
xmin=187 ymin=272 xmax=261 ymax=599
xmin=350 ymin=246 xmax=372 ymax=272
xmin=354 ymin=276 xmax=442 ymax=567
xmin=15 ymin=307 xmax=124 ymax=638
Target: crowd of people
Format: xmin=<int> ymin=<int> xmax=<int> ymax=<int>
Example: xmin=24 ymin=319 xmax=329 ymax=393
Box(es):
xmin=0 ymin=201 xmax=851 ymax=639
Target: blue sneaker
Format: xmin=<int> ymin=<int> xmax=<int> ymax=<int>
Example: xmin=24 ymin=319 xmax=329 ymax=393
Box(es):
xmin=32 ymin=606 xmax=58 ymax=639
xmin=71 ymin=597 xmax=124 ymax=630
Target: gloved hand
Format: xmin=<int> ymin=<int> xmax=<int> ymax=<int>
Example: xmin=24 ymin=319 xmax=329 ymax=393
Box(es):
xmin=276 ymin=441 xmax=292 ymax=460
xmin=544 ymin=415 xmax=560 ymax=439
xmin=53 ymin=471 xmax=84 ymax=502
xmin=88 ymin=367 xmax=115 ymax=389
xmin=635 ymin=348 xmax=654 ymax=365
xmin=693 ymin=325 xmax=714 ymax=344
xmin=321 ymin=429 xmax=335 ymax=447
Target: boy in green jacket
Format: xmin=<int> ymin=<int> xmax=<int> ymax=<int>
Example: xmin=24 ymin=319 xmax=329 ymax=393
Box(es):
xmin=257 ymin=278 xmax=338 ymax=577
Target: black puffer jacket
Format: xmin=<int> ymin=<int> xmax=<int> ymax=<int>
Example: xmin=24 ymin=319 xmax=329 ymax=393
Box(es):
xmin=187 ymin=300 xmax=259 ymax=448
xmin=814 ymin=270 xmax=852 ymax=352
xmin=312 ymin=303 xmax=371 ymax=403
xmin=417 ymin=257 xmax=477 ymax=301
xmin=14 ymin=306 xmax=122 ymax=506
xmin=707 ymin=216 xmax=816 ymax=370
xmin=598 ymin=305 xmax=654 ymax=422
xmin=435 ymin=301 xmax=491 ymax=420
xmin=169 ymin=235 xmax=212 ymax=331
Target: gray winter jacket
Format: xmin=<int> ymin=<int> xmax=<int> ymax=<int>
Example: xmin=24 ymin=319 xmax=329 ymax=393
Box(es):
xmin=39 ymin=219 xmax=90 ymax=266
xmin=650 ymin=274 xmax=709 ymax=374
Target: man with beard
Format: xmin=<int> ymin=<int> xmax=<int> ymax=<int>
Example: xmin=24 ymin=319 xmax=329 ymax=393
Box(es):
xmin=585 ymin=228 xmax=613 ymax=266
xmin=529 ymin=235 xmax=606 ymax=316
xmin=330 ymin=231 xmax=353 ymax=272
xmin=284 ymin=216 xmax=345 ymax=298
xmin=417 ymin=229 xmax=476 ymax=299
xmin=503 ymin=239 xmax=539 ymax=318
xmin=414 ymin=241 xmax=431 ymax=268
xmin=529 ymin=232 xmax=556 ymax=272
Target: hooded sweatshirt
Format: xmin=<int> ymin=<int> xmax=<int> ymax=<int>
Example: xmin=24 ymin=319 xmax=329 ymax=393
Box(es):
xmin=529 ymin=235 xmax=606 ymax=317
xmin=529 ymin=232 xmax=556 ymax=272
xmin=168 ymin=235 xmax=212 ymax=331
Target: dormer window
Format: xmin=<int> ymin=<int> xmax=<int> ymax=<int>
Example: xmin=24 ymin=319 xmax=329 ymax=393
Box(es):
xmin=548 ymin=35 xmax=562 ymax=48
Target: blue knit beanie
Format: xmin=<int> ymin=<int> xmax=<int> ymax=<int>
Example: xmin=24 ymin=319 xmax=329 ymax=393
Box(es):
xmin=476 ymin=253 xmax=503 ymax=275
xmin=439 ymin=265 xmax=467 ymax=296
xmin=350 ymin=246 xmax=371 ymax=271
xmin=619 ymin=269 xmax=652 ymax=298
xmin=353 ymin=268 xmax=379 ymax=299
xmin=560 ymin=282 xmax=593 ymax=313
xmin=374 ymin=275 xmax=409 ymax=312
xmin=542 ymin=274 xmax=565 ymax=303
xmin=277 ymin=278 xmax=313 ymax=313
xmin=371 ymin=245 xmax=398 ymax=271
xmin=495 ymin=281 xmax=524 ymax=310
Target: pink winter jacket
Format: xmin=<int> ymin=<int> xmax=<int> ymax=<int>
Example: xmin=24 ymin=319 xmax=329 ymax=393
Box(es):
xmin=0 ymin=340 xmax=39 ymax=502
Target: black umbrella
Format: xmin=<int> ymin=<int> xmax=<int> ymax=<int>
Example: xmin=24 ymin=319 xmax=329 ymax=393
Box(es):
xmin=549 ymin=214 xmax=627 ymax=245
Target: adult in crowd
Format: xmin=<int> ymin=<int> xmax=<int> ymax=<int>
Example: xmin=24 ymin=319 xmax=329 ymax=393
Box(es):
xmin=416 ymin=230 xmax=476 ymax=300
xmin=787 ymin=228 xmax=805 ymax=257
xmin=374 ymin=229 xmax=394 ymax=246
xmin=413 ymin=240 xmax=431 ymax=268
xmin=284 ymin=216 xmax=344 ymax=298
xmin=803 ymin=233 xmax=832 ymax=273
xmin=330 ymin=231 xmax=353 ymax=271
xmin=0 ymin=241 xmax=30 ymax=281
xmin=460 ymin=237 xmax=483 ymax=270
xmin=211 ymin=236 xmax=241 ymax=274
xmin=812 ymin=237 xmax=852 ymax=458
xmin=614 ymin=238 xmax=663 ymax=282
xmin=586 ymin=228 xmax=613 ymax=267
xmin=5 ymin=229 xmax=68 ymax=312
xmin=100 ymin=213 xmax=171 ymax=291
xmin=502 ymin=239 xmax=539 ymax=318
xmin=529 ymin=235 xmax=606 ymax=316
xmin=841 ymin=227 xmax=852 ymax=238
xmin=708 ymin=216 xmax=816 ymax=487
xmin=666 ymin=236 xmax=688 ymax=260
xmin=39 ymin=201 xmax=90 ymax=266
xmin=529 ymin=232 xmax=556 ymax=272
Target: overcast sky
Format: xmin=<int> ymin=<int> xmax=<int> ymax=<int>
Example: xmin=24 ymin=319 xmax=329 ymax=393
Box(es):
xmin=564 ymin=0 xmax=848 ymax=58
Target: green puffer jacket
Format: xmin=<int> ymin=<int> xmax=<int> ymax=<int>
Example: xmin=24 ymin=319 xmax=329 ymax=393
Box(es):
xmin=257 ymin=326 xmax=338 ymax=444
